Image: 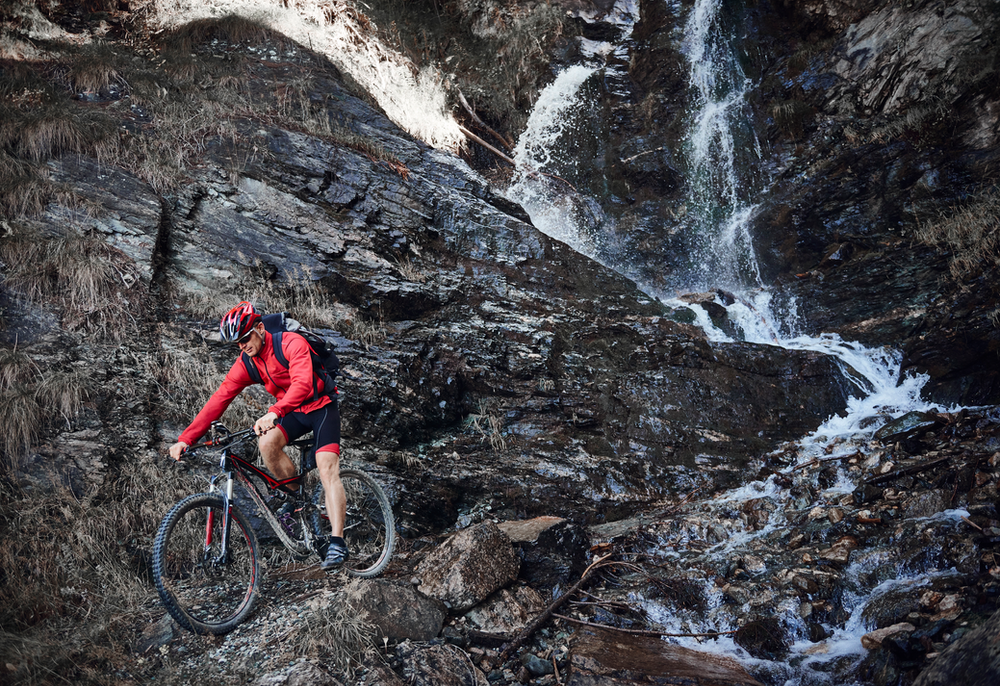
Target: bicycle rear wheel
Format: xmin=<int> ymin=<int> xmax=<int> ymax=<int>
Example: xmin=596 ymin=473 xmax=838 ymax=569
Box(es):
xmin=311 ymin=469 xmax=395 ymax=578
xmin=152 ymin=493 xmax=260 ymax=634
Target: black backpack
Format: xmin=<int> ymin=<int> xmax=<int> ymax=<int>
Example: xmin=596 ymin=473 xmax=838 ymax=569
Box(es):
xmin=241 ymin=312 xmax=339 ymax=400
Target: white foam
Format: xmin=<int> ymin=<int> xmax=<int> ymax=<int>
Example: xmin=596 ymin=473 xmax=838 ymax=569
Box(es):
xmin=507 ymin=65 xmax=599 ymax=254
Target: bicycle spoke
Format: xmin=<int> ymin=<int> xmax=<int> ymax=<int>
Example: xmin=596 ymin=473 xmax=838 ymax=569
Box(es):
xmin=153 ymin=494 xmax=260 ymax=634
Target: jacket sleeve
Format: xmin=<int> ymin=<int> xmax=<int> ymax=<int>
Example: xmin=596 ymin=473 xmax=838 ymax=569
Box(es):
xmin=177 ymin=358 xmax=254 ymax=445
xmin=267 ymin=333 xmax=319 ymax=417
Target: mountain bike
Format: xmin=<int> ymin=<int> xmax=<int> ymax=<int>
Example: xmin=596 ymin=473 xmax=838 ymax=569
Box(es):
xmin=152 ymin=421 xmax=395 ymax=635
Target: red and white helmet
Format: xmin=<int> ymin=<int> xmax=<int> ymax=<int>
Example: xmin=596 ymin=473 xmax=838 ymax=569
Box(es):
xmin=219 ymin=301 xmax=261 ymax=343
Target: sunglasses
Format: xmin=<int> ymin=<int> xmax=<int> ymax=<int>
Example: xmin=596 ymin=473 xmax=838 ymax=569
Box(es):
xmin=235 ymin=330 xmax=255 ymax=345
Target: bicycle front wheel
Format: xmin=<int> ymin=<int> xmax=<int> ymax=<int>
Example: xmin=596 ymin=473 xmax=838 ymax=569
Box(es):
xmin=152 ymin=493 xmax=260 ymax=634
xmin=312 ymin=468 xmax=395 ymax=578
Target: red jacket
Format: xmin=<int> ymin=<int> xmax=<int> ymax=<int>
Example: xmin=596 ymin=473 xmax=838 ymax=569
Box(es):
xmin=178 ymin=331 xmax=333 ymax=445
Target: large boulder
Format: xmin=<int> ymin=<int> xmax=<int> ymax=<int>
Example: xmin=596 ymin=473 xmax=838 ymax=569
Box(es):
xmin=913 ymin=607 xmax=1000 ymax=686
xmin=416 ymin=521 xmax=520 ymax=612
xmin=351 ymin=580 xmax=446 ymax=642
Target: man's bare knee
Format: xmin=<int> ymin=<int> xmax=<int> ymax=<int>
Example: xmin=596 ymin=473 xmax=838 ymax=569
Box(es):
xmin=258 ymin=429 xmax=285 ymax=458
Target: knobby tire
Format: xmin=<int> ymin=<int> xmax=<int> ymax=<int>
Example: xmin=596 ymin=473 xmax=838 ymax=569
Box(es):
xmin=311 ymin=468 xmax=395 ymax=578
xmin=152 ymin=493 xmax=261 ymax=635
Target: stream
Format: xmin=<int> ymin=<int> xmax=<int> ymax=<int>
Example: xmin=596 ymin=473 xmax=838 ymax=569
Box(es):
xmin=506 ymin=0 xmax=963 ymax=683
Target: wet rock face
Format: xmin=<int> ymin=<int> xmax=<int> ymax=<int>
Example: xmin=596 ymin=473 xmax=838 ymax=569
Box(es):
xmin=912 ymin=607 xmax=1000 ymax=686
xmin=827 ymin=2 xmax=984 ymax=116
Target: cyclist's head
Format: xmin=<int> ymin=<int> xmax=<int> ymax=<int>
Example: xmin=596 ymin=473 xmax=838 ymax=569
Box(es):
xmin=220 ymin=301 xmax=262 ymax=343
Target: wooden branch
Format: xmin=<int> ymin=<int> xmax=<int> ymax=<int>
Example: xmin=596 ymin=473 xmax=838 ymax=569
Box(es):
xmin=961 ymin=515 xmax=983 ymax=531
xmin=459 ymin=125 xmax=515 ymax=167
xmin=788 ymin=451 xmax=862 ymax=473
xmin=551 ymin=613 xmax=738 ymax=638
xmin=456 ymin=88 xmax=514 ymax=151
xmin=865 ymin=455 xmax=951 ymax=486
xmin=494 ymin=554 xmax=613 ymax=666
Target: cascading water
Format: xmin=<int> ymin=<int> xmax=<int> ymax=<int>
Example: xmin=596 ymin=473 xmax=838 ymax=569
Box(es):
xmin=507 ymin=0 xmax=959 ymax=683
xmin=681 ymin=0 xmax=764 ymax=291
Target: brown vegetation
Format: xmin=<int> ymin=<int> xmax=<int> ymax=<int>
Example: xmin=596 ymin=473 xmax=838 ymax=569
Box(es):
xmin=0 ymin=231 xmax=144 ymax=339
xmin=916 ymin=187 xmax=1000 ymax=280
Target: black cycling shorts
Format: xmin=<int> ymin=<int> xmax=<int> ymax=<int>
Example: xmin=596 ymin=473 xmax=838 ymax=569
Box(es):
xmin=275 ymin=401 xmax=341 ymax=455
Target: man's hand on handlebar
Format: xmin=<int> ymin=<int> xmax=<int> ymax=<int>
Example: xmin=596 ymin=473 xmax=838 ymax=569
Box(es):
xmin=169 ymin=441 xmax=189 ymax=461
xmin=254 ymin=412 xmax=278 ymax=437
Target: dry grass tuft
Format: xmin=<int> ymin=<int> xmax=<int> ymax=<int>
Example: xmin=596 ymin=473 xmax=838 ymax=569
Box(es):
xmin=0 ymin=97 xmax=115 ymax=162
xmin=769 ymin=99 xmax=812 ymax=139
xmin=468 ymin=398 xmax=507 ymax=453
xmin=65 ymin=42 xmax=122 ymax=94
xmin=915 ymin=188 xmax=1000 ymax=280
xmin=0 ymin=151 xmax=50 ymax=217
xmin=157 ymin=14 xmax=277 ymax=57
xmin=0 ymin=348 xmax=91 ymax=463
xmin=0 ymin=230 xmax=144 ymax=339
xmin=291 ymin=579 xmax=376 ymax=677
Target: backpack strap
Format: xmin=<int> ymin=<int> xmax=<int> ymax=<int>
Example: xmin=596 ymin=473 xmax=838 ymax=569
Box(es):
xmin=241 ymin=351 xmax=263 ymax=385
xmin=243 ymin=331 xmax=334 ymax=402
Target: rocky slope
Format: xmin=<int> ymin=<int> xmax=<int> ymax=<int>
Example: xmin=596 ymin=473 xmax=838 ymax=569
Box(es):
xmin=1 ymin=1 xmax=999 ymax=686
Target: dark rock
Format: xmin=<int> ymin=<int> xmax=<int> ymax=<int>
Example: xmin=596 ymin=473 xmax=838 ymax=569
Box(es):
xmin=465 ymin=585 xmax=545 ymax=635
xmin=913 ymin=606 xmax=1000 ymax=685
xmin=134 ymin=615 xmax=177 ymax=655
xmin=498 ymin=516 xmax=589 ymax=588
xmin=854 ymin=483 xmax=884 ymax=504
xmin=394 ymin=641 xmax=488 ymax=686
xmin=733 ymin=617 xmax=789 ymax=661
xmin=874 ymin=411 xmax=943 ymax=444
xmin=521 ymin=652 xmax=554 ymax=677
xmin=351 ymin=579 xmax=446 ymax=642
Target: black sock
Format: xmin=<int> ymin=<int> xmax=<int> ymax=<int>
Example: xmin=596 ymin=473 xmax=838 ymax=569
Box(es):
xmin=330 ymin=536 xmax=345 ymax=547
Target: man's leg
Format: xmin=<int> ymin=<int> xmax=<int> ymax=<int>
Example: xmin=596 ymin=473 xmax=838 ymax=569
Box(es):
xmin=258 ymin=427 xmax=297 ymax=488
xmin=316 ymin=450 xmax=346 ymax=537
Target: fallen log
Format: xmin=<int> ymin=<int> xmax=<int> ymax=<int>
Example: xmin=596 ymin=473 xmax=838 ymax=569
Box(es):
xmin=492 ymin=553 xmax=613 ymax=667
xmin=551 ymin=613 xmax=739 ymax=638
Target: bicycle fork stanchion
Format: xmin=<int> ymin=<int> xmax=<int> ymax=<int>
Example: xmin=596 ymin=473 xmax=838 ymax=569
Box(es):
xmin=207 ymin=454 xmax=237 ymax=565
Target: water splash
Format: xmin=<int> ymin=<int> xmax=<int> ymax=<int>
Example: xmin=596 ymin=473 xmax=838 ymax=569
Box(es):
xmin=152 ymin=0 xmax=464 ymax=150
xmin=507 ymin=65 xmax=600 ymax=254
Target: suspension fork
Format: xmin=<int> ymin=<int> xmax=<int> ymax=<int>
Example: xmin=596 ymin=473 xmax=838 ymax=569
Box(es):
xmin=207 ymin=456 xmax=237 ymax=563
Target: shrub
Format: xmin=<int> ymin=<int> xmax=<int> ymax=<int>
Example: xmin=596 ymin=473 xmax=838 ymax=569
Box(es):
xmin=915 ymin=188 xmax=1000 ymax=280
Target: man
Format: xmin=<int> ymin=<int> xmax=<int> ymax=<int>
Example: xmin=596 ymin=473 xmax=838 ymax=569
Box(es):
xmin=168 ymin=301 xmax=349 ymax=569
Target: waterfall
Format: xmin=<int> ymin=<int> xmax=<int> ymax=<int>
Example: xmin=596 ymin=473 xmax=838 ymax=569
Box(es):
xmin=151 ymin=0 xmax=464 ymax=151
xmin=507 ymin=66 xmax=601 ymax=255
xmin=682 ymin=0 xmax=763 ymax=290
xmin=508 ymin=3 xmax=953 ymax=683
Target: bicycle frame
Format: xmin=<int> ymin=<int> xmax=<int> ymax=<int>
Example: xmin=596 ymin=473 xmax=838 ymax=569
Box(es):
xmin=194 ymin=429 xmax=316 ymax=559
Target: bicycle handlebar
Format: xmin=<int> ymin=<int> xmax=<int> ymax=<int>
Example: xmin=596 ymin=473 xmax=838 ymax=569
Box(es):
xmin=182 ymin=426 xmax=256 ymax=456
